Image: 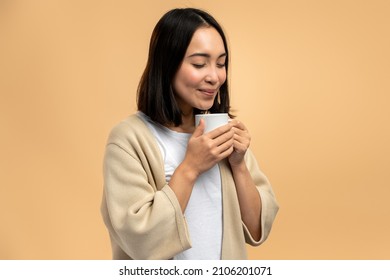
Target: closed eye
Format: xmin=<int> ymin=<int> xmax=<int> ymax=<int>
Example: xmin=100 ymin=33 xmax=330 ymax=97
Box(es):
xmin=192 ymin=63 xmax=206 ymax=69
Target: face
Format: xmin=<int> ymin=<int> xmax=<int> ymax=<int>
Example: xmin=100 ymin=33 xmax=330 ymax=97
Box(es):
xmin=172 ymin=27 xmax=227 ymax=115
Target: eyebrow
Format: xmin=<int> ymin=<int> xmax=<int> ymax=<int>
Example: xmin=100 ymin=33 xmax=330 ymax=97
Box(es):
xmin=188 ymin=52 xmax=227 ymax=59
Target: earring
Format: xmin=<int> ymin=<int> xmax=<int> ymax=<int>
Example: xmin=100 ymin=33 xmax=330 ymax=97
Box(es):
xmin=217 ymin=91 xmax=221 ymax=104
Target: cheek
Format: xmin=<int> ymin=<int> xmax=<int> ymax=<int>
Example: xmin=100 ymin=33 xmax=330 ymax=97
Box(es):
xmin=177 ymin=67 xmax=203 ymax=88
xmin=218 ymin=67 xmax=227 ymax=82
xmin=219 ymin=71 xmax=227 ymax=84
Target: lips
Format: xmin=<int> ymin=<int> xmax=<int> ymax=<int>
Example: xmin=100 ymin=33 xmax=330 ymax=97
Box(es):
xmin=198 ymin=89 xmax=217 ymax=96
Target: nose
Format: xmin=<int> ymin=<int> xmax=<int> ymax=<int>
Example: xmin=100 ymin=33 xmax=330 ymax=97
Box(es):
xmin=205 ymin=66 xmax=219 ymax=84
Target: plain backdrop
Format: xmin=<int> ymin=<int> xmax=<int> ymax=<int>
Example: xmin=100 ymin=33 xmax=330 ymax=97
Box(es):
xmin=1 ymin=0 xmax=389 ymax=259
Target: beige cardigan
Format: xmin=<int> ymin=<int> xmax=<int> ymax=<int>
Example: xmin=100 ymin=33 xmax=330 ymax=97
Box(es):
xmin=101 ymin=114 xmax=279 ymax=259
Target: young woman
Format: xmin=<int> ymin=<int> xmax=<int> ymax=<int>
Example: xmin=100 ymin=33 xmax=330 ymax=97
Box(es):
xmin=101 ymin=8 xmax=279 ymax=260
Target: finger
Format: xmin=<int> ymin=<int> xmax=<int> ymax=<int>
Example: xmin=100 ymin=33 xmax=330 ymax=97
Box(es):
xmin=192 ymin=119 xmax=205 ymax=137
xmin=214 ymin=129 xmax=234 ymax=147
xmin=216 ymin=137 xmax=234 ymax=154
xmin=232 ymin=133 xmax=250 ymax=151
xmin=234 ymin=131 xmax=251 ymax=147
xmin=218 ymin=140 xmax=234 ymax=160
xmin=206 ymin=122 xmax=233 ymax=139
xmin=230 ymin=119 xmax=247 ymax=131
xmin=218 ymin=143 xmax=234 ymax=159
xmin=232 ymin=127 xmax=249 ymax=138
xmin=232 ymin=139 xmax=247 ymax=153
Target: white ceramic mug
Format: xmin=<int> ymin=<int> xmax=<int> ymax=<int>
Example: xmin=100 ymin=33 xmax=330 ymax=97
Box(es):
xmin=195 ymin=113 xmax=229 ymax=133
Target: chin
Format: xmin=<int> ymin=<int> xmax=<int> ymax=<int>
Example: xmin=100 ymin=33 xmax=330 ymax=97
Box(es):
xmin=195 ymin=107 xmax=212 ymax=113
xmin=196 ymin=103 xmax=214 ymax=111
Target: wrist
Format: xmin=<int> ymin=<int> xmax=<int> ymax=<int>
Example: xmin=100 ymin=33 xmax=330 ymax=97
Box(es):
xmin=230 ymin=160 xmax=247 ymax=173
xmin=176 ymin=160 xmax=199 ymax=183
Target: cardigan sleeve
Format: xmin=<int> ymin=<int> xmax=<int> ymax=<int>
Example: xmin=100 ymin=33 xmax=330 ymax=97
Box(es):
xmin=102 ymin=142 xmax=191 ymax=259
xmin=242 ymin=149 xmax=279 ymax=246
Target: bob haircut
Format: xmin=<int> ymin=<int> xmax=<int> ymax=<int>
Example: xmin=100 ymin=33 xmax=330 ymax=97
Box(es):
xmin=137 ymin=8 xmax=232 ymax=126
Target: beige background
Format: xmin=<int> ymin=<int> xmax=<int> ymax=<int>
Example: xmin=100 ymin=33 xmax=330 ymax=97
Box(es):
xmin=1 ymin=0 xmax=389 ymax=259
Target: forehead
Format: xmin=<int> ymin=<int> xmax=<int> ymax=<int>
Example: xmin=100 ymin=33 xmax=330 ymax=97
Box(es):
xmin=185 ymin=27 xmax=226 ymax=56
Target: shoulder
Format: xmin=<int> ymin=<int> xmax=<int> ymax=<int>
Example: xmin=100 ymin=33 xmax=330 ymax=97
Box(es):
xmin=104 ymin=113 xmax=165 ymax=181
xmin=106 ymin=113 xmax=155 ymax=150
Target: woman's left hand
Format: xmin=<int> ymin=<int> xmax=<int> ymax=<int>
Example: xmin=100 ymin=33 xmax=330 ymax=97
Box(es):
xmin=228 ymin=119 xmax=251 ymax=167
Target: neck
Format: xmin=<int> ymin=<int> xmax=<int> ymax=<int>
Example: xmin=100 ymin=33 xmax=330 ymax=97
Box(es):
xmin=168 ymin=110 xmax=195 ymax=134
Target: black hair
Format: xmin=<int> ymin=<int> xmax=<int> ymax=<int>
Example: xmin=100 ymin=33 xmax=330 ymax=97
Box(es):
xmin=137 ymin=8 xmax=232 ymax=126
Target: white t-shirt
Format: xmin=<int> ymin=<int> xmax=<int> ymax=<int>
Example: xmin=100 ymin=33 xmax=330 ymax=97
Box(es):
xmin=138 ymin=112 xmax=222 ymax=260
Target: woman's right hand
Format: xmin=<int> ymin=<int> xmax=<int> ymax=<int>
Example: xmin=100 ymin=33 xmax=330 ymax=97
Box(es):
xmin=182 ymin=119 xmax=235 ymax=178
xmin=168 ymin=119 xmax=234 ymax=212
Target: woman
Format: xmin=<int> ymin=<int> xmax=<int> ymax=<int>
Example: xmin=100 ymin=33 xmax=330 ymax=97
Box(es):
xmin=101 ymin=8 xmax=279 ymax=260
